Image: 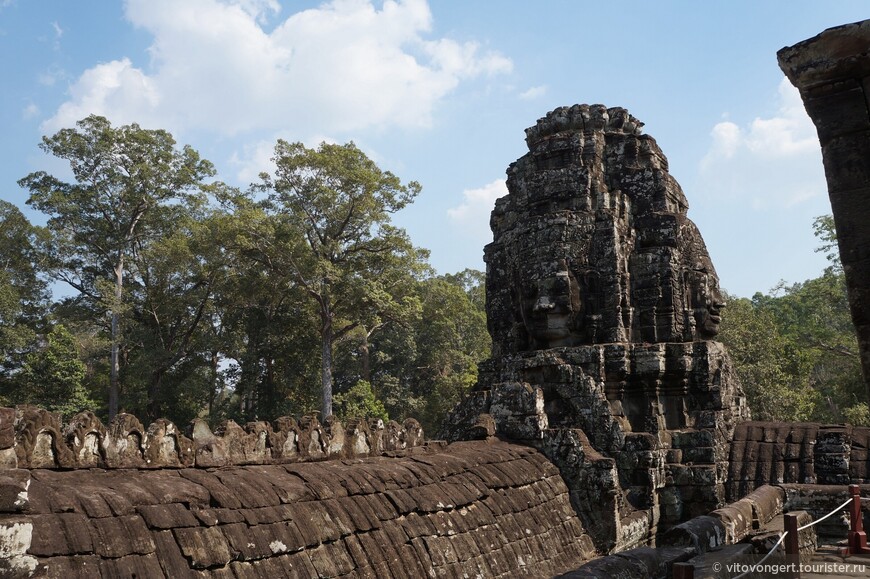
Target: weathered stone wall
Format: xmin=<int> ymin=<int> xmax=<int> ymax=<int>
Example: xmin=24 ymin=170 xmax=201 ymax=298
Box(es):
xmin=778 ymin=19 xmax=870 ymax=405
xmin=727 ymin=421 xmax=870 ymax=499
xmin=0 ymin=407 xmax=597 ymax=578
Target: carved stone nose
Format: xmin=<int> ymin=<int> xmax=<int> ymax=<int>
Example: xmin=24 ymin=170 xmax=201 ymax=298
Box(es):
xmin=534 ymin=297 xmax=555 ymax=312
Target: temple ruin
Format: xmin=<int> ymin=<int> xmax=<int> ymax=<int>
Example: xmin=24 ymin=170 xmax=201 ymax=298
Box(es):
xmin=440 ymin=103 xmax=755 ymax=553
xmin=2 ymin=18 xmax=870 ymax=579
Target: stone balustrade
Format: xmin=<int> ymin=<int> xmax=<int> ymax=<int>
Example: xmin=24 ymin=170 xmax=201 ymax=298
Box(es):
xmin=0 ymin=406 xmax=424 ymax=471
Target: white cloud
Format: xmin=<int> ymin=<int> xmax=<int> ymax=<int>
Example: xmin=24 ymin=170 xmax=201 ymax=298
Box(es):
xmin=699 ymin=77 xmax=824 ymax=209
xmin=422 ymin=38 xmax=512 ymax=78
xmin=228 ymin=139 xmax=278 ymax=185
xmin=229 ymin=134 xmax=346 ymax=185
xmin=51 ymin=21 xmax=63 ymax=39
xmin=519 ymin=85 xmax=547 ymax=100
xmin=37 ymin=65 xmax=65 ymax=87
xmin=21 ymin=103 xmax=39 ymax=120
xmin=43 ymin=0 xmax=512 ymax=137
xmin=45 ymin=58 xmax=162 ymax=131
xmin=447 ymin=178 xmax=506 ymax=238
xmin=706 ymin=121 xmax=740 ymax=160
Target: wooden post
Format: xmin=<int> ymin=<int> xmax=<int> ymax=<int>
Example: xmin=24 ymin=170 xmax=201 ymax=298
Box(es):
xmin=847 ymin=484 xmax=870 ymax=555
xmin=784 ymin=514 xmax=801 ymax=579
xmin=672 ymin=562 xmax=694 ymax=579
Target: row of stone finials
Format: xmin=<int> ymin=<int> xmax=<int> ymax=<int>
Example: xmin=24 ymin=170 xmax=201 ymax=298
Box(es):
xmin=0 ymin=406 xmax=425 ymax=471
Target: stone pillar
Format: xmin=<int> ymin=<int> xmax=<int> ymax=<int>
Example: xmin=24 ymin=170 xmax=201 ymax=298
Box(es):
xmin=778 ymin=20 xmax=870 ymax=405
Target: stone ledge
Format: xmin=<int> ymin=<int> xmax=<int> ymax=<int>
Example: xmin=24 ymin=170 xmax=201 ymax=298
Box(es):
xmin=0 ymin=406 xmax=424 ymax=471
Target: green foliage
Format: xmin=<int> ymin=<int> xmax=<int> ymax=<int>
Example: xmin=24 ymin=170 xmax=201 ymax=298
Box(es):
xmin=18 ymin=115 xmax=216 ymax=420
xmin=333 ymin=380 xmax=388 ymax=423
xmin=413 ymin=276 xmax=489 ymax=430
xmin=812 ymin=214 xmax=840 ymax=272
xmin=718 ymin=294 xmax=818 ymax=421
xmin=357 ymin=272 xmax=490 ymax=434
xmin=719 ymin=215 xmax=864 ymax=423
xmin=844 ymin=404 xmax=870 ymax=427
xmin=12 ymin=120 xmax=485 ymax=429
xmin=14 ymin=325 xmax=96 ymax=419
xmin=255 ymin=140 xmax=428 ymax=417
xmin=0 ymin=201 xmax=49 ymax=378
xmin=19 ymin=115 xmax=214 ymax=300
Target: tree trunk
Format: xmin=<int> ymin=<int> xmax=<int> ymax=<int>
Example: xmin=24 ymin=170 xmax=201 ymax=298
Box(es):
xmin=208 ymin=350 xmax=219 ymax=417
xmin=321 ymin=305 xmax=334 ymax=418
xmin=109 ymin=257 xmax=123 ymax=419
xmin=359 ymin=330 xmax=372 ymax=386
xmin=265 ymin=356 xmax=275 ymax=414
xmin=148 ymin=369 xmax=164 ymax=421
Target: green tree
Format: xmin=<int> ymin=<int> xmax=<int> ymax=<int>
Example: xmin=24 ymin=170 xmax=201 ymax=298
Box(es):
xmin=720 ymin=214 xmax=866 ymax=424
xmin=215 ymin=190 xmax=324 ymax=421
xmin=413 ymin=275 xmax=490 ymax=431
xmin=813 ymin=214 xmax=840 ymax=272
xmin=256 ymin=141 xmax=426 ymax=417
xmin=333 ymin=380 xmax=388 ymax=423
xmin=19 ymin=115 xmax=215 ymax=418
xmin=771 ymin=273 xmax=863 ymax=421
xmin=15 ymin=324 xmax=96 ymax=418
xmin=0 ymin=201 xmax=49 ymax=380
xmin=718 ymin=293 xmax=818 ymax=421
xmin=360 ymin=271 xmax=490 ymax=433
xmin=125 ymin=207 xmax=228 ymax=421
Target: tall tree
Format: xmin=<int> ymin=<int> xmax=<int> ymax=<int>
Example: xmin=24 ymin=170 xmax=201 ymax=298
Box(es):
xmin=19 ymin=115 xmax=215 ymax=418
xmin=0 ymin=201 xmax=49 ymax=381
xmin=126 ymin=207 xmax=228 ymax=420
xmin=215 ymin=191 xmax=323 ymax=421
xmin=256 ymin=141 xmax=425 ymax=417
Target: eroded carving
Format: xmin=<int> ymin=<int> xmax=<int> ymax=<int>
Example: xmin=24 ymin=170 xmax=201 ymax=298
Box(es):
xmin=3 ymin=407 xmax=422 ymax=469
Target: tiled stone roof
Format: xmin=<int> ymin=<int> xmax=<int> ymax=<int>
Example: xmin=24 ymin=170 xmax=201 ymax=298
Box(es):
xmin=1 ymin=439 xmax=595 ymax=578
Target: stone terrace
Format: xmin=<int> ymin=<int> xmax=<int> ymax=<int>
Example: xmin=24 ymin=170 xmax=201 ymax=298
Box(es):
xmin=1 ymin=437 xmax=595 ymax=577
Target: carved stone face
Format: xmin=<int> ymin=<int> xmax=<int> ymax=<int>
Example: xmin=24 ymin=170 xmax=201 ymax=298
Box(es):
xmin=518 ymin=259 xmax=582 ymax=347
xmin=686 ymin=254 xmax=726 ymax=339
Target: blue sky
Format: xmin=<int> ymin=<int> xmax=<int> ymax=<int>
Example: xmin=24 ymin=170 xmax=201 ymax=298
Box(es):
xmin=1 ymin=0 xmax=868 ymax=298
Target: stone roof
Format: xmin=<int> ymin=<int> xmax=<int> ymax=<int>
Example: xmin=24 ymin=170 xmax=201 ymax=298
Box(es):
xmin=1 ymin=437 xmax=595 ymax=577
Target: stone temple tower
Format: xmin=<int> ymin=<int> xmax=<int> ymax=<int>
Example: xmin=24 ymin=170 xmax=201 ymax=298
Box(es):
xmin=440 ymin=104 xmax=749 ymax=553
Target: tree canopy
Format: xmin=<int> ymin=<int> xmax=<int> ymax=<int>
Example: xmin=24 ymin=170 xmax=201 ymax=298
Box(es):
xmin=18 ymin=115 xmax=215 ymax=418
xmin=718 ymin=215 xmax=868 ymax=425
xmin=254 ymin=140 xmax=428 ymax=418
xmin=4 ymin=116 xmax=867 ymax=432
xmin=4 ymin=120 xmax=488 ymax=433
